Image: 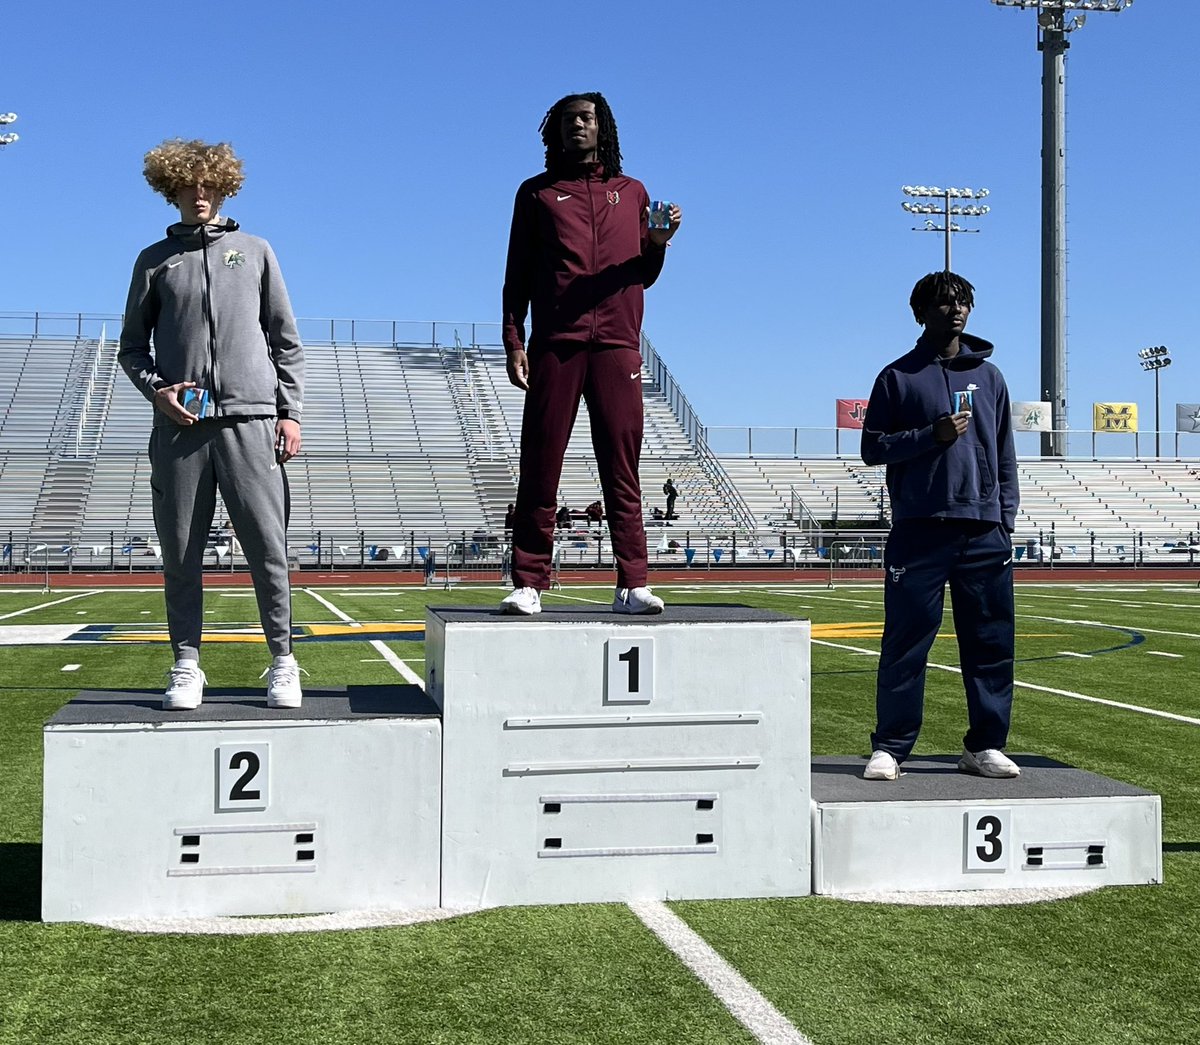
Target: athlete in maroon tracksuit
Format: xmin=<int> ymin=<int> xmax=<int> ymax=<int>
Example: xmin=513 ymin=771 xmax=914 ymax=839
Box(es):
xmin=500 ymin=92 xmax=681 ymax=615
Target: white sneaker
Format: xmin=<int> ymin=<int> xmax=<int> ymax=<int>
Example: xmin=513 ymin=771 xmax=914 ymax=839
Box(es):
xmin=163 ymin=660 xmax=206 ymax=711
xmin=959 ymin=747 xmax=1021 ymax=778
xmin=613 ymin=586 xmax=664 ymax=615
xmin=500 ymin=587 xmax=542 ymax=615
xmin=261 ymin=655 xmax=308 ymax=709
xmin=863 ymin=749 xmax=900 ymax=780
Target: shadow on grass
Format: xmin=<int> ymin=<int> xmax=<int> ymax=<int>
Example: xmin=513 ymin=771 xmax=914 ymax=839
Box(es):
xmin=1163 ymin=842 xmax=1200 ymax=854
xmin=0 ymin=843 xmax=41 ymax=922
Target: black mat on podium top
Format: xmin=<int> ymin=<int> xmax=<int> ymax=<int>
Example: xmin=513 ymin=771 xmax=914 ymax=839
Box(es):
xmin=812 ymin=755 xmax=1155 ymax=803
xmin=428 ymin=605 xmax=797 ymax=626
xmin=47 ymin=686 xmax=439 ymax=727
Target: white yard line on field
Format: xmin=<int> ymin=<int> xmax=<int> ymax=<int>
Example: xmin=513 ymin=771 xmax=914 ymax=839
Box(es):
xmin=301 ymin=588 xmax=360 ymax=624
xmin=0 ymin=590 xmax=99 ymax=620
xmin=814 ymin=639 xmax=1200 ymax=727
xmin=369 ymin=640 xmax=424 ymax=687
xmin=1146 ymin=651 xmax=1184 ymax=659
xmin=630 ymin=900 xmax=812 ymax=1045
xmin=305 ymin=589 xmax=424 ymax=688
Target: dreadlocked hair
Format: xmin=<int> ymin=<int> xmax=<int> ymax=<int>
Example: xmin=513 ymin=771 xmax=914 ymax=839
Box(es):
xmin=909 ymin=271 xmax=976 ymax=324
xmin=539 ymin=92 xmax=622 ymax=179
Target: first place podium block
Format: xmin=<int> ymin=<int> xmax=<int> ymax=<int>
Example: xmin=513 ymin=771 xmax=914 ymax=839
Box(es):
xmin=427 ymin=606 xmax=811 ymax=909
xmin=42 ymin=690 xmax=442 ymax=923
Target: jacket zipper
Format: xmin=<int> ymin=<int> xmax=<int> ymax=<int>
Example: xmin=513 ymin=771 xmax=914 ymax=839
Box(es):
xmin=587 ymin=171 xmax=598 ymax=342
xmin=200 ymin=225 xmax=219 ymax=411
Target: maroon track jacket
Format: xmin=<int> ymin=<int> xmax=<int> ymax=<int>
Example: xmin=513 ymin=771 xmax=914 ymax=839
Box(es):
xmin=502 ymin=163 xmax=667 ymax=354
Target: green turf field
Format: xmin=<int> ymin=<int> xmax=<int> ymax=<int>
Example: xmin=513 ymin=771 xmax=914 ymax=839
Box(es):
xmin=2 ymin=580 xmax=1198 ymax=1044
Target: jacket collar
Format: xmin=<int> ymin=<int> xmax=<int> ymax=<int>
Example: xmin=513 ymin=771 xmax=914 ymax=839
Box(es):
xmin=166 ymin=214 xmax=240 ymax=246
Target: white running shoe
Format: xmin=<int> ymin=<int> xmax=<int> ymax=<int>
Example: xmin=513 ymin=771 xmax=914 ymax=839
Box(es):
xmin=613 ymin=586 xmax=665 ymax=615
xmin=863 ymin=749 xmax=900 ymax=780
xmin=262 ymin=655 xmax=308 ymax=709
xmin=958 ymin=747 xmax=1021 ymax=778
xmin=500 ymin=587 xmax=542 ymax=615
xmin=163 ymin=660 xmax=206 ymax=711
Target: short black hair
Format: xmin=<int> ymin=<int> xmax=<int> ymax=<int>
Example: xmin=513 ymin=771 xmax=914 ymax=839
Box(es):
xmin=539 ymin=93 xmax=622 ymax=178
xmin=910 ymin=271 xmax=976 ymax=324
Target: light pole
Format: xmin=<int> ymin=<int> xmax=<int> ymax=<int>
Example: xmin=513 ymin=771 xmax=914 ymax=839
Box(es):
xmin=990 ymin=0 xmax=1136 ymax=458
xmin=1137 ymin=345 xmax=1171 ymax=458
xmin=900 ymin=185 xmax=991 ymax=271
xmin=0 ymin=112 xmax=18 ymax=149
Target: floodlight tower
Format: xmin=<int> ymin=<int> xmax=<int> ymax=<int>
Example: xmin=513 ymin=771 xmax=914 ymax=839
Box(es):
xmin=900 ymin=185 xmax=991 ymax=271
xmin=0 ymin=112 xmax=18 ymax=149
xmin=1137 ymin=345 xmax=1171 ymax=457
xmin=990 ymin=0 xmax=1137 ymax=457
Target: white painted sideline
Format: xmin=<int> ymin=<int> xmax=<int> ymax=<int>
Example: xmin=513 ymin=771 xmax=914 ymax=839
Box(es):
xmin=630 ymin=900 xmax=812 ymax=1045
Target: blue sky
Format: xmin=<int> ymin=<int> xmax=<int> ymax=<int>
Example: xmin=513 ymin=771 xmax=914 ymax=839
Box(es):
xmin=2 ymin=0 xmax=1196 ymax=451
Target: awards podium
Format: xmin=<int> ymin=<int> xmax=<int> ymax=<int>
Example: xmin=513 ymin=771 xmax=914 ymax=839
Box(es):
xmin=41 ymin=604 xmax=1160 ymax=924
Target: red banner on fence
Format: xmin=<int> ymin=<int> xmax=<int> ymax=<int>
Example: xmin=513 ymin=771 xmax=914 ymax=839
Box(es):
xmin=836 ymin=399 xmax=869 ymax=429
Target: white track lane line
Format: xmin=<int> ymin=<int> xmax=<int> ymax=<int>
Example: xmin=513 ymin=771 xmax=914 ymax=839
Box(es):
xmin=630 ymin=900 xmax=812 ymax=1045
xmin=814 ymin=639 xmax=1200 ymax=727
xmin=0 ymin=590 xmax=99 ymax=620
xmin=304 ymin=588 xmax=424 ymax=688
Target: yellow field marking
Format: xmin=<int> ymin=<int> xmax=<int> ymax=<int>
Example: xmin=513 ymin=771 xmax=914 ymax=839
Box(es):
xmin=811 ymin=622 xmax=1065 ymax=640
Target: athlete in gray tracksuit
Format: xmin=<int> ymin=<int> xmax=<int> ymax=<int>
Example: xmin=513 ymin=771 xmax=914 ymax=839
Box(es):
xmin=118 ymin=139 xmax=305 ymax=709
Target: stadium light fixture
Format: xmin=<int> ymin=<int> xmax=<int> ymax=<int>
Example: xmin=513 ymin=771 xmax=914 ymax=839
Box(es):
xmin=1136 ymin=345 xmax=1172 ymax=457
xmin=989 ymin=0 xmax=1137 ymax=457
xmin=900 ymin=185 xmax=991 ymax=271
xmin=0 ymin=111 xmax=18 ymax=148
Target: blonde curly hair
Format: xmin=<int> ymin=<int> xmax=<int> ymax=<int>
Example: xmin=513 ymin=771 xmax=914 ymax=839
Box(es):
xmin=142 ymin=138 xmax=245 ymax=204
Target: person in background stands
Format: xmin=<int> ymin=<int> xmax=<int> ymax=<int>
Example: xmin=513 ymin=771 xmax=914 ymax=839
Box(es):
xmin=663 ymin=476 xmax=679 ymax=520
xmin=500 ymin=91 xmax=681 ymax=616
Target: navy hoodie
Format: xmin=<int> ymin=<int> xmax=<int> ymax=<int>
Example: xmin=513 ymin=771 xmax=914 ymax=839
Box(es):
xmin=861 ymin=332 xmax=1019 ymax=531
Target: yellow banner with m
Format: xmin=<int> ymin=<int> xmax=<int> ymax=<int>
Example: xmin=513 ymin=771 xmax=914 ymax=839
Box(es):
xmin=1093 ymin=402 xmax=1138 ymax=433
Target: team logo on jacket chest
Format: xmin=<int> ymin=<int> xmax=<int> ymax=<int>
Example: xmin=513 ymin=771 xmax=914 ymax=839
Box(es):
xmin=223 ymin=249 xmax=246 ymax=268
xmin=606 ymin=190 xmax=620 ymax=205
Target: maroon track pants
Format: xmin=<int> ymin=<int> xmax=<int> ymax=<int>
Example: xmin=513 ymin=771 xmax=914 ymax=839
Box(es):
xmin=511 ymin=342 xmax=647 ymax=590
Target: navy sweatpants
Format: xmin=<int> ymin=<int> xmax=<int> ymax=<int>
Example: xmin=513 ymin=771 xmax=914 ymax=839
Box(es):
xmin=511 ymin=342 xmax=647 ymax=590
xmin=872 ymin=518 xmax=1015 ymax=760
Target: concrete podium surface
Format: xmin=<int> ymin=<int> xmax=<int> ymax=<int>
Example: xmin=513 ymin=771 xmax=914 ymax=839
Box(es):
xmin=46 ymin=685 xmax=440 ymax=726
xmin=428 ymin=605 xmax=812 ymax=908
xmin=43 ymin=687 xmax=442 ymax=923
xmin=811 ymin=755 xmax=1162 ymax=894
xmin=812 ymin=754 xmax=1157 ymax=802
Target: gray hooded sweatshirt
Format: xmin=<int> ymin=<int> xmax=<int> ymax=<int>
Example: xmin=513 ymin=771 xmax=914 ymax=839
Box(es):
xmin=119 ymin=217 xmax=304 ymax=426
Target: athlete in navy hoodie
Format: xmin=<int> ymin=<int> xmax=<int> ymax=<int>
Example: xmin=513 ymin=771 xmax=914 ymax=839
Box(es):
xmin=500 ymin=92 xmax=681 ymax=616
xmin=860 ymin=272 xmax=1020 ymax=781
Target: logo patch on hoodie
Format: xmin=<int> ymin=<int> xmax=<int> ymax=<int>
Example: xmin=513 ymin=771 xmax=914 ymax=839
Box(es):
xmin=888 ymin=565 xmax=906 ymax=583
xmin=223 ymin=250 xmax=246 ymax=268
xmin=606 ymin=190 xmax=620 ymax=205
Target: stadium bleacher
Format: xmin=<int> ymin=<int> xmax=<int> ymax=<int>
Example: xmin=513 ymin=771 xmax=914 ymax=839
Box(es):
xmin=1 ymin=321 xmax=1198 ymax=571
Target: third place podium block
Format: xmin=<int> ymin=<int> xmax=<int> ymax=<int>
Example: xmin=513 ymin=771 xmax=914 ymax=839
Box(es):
xmin=427 ymin=606 xmax=811 ymax=908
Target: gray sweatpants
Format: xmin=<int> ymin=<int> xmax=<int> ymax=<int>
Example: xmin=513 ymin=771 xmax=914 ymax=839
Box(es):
xmin=149 ymin=417 xmax=292 ymax=661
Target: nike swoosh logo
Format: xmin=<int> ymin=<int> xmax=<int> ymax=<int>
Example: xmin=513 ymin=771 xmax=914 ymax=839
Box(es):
xmin=556 ymin=194 xmax=572 ymax=201
xmin=1002 ymin=555 xmax=1013 ymax=565
xmin=167 ymin=260 xmax=184 ymax=268
xmin=630 ymin=372 xmax=640 ymax=380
